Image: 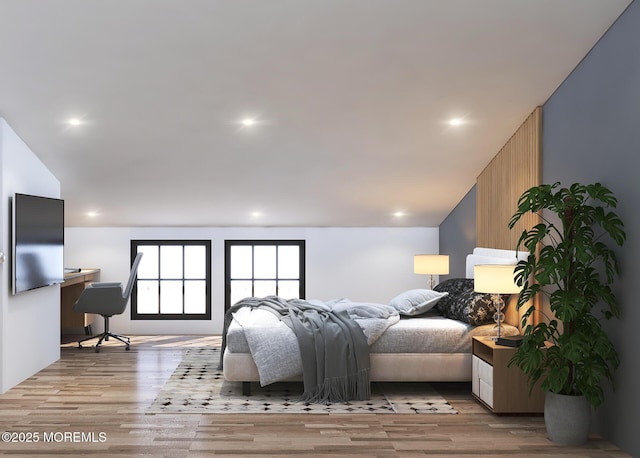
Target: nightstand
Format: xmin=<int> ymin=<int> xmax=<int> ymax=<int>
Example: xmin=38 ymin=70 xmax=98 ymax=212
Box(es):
xmin=471 ymin=336 xmax=545 ymax=414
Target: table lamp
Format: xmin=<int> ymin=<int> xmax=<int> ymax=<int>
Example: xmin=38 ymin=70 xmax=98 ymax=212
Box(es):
xmin=473 ymin=264 xmax=521 ymax=339
xmin=414 ymin=254 xmax=449 ymax=289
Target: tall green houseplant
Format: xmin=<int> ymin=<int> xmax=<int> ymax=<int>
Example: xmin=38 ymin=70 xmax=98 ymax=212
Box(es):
xmin=508 ymin=182 xmax=625 ymax=406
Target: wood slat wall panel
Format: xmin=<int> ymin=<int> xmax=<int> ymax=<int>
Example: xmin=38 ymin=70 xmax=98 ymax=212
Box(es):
xmin=476 ymin=107 xmax=542 ymax=327
xmin=476 ymin=107 xmax=542 ymax=250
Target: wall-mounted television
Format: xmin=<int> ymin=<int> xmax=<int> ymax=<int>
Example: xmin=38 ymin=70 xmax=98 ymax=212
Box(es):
xmin=11 ymin=193 xmax=65 ymax=294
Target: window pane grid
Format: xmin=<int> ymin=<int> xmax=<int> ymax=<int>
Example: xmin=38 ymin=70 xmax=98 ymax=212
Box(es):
xmin=131 ymin=240 xmax=211 ymax=320
xmin=225 ymin=240 xmax=305 ymax=311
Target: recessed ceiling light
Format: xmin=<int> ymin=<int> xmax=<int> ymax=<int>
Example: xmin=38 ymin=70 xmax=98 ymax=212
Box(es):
xmin=69 ymin=118 xmax=82 ymax=126
xmin=393 ymin=211 xmax=406 ymax=218
xmin=86 ymin=211 xmax=99 ymax=217
xmin=241 ymin=118 xmax=256 ymax=127
xmin=251 ymin=211 xmax=262 ymax=217
xmin=448 ymin=118 xmax=464 ymax=126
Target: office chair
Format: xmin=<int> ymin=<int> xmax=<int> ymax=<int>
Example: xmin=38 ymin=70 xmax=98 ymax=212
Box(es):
xmin=74 ymin=253 xmax=143 ymax=352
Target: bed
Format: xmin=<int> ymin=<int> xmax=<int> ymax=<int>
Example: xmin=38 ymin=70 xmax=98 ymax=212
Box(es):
xmin=221 ymin=247 xmax=527 ymax=395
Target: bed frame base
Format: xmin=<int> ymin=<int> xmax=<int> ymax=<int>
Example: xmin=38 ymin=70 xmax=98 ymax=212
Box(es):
xmin=225 ymin=350 xmax=472 ymax=395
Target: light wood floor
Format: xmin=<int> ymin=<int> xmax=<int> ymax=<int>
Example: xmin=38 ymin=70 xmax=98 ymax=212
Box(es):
xmin=0 ymin=335 xmax=629 ymax=457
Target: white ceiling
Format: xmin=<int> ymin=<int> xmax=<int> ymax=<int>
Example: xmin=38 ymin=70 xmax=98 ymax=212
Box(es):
xmin=0 ymin=0 xmax=631 ymax=227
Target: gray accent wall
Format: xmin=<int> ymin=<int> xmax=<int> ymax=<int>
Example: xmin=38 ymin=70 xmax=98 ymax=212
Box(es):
xmin=439 ymin=185 xmax=476 ymax=279
xmin=542 ymin=1 xmax=639 ymax=455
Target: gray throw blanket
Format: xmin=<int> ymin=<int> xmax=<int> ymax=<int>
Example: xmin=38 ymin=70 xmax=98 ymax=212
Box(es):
xmin=272 ymin=298 xmax=371 ymax=403
xmin=219 ymin=296 xmax=391 ymax=403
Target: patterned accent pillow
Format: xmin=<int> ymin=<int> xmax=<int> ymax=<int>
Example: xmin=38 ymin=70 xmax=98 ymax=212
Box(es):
xmin=433 ymin=278 xmax=497 ymax=326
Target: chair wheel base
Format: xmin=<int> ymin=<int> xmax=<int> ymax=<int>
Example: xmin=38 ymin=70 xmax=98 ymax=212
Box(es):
xmin=76 ymin=331 xmax=131 ymax=353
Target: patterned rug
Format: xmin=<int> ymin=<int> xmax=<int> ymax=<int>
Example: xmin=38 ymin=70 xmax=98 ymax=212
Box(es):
xmin=146 ymin=348 xmax=457 ymax=414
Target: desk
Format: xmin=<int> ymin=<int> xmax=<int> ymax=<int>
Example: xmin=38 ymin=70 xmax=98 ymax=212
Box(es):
xmin=61 ymin=269 xmax=100 ymax=334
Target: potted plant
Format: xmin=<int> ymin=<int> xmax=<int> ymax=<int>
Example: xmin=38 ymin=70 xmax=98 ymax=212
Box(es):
xmin=508 ymin=182 xmax=625 ymax=445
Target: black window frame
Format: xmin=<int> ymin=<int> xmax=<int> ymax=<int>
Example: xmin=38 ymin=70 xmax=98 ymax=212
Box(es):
xmin=224 ymin=239 xmax=306 ymax=311
xmin=131 ymin=239 xmax=212 ymax=320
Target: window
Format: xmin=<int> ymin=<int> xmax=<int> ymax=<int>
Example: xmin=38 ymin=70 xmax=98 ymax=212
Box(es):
xmin=225 ymin=240 xmax=305 ymax=310
xmin=131 ymin=240 xmax=211 ymax=320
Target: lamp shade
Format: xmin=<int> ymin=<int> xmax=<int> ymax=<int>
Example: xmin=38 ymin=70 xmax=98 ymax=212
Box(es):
xmin=414 ymin=254 xmax=449 ymax=275
xmin=473 ymin=264 xmax=521 ymax=294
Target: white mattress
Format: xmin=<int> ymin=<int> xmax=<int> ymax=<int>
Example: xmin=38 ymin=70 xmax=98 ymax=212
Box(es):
xmin=225 ymin=313 xmax=518 ymax=355
xmin=372 ymin=315 xmax=481 ymax=353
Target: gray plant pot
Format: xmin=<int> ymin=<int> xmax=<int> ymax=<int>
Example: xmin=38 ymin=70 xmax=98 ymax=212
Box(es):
xmin=544 ymin=391 xmax=591 ymax=445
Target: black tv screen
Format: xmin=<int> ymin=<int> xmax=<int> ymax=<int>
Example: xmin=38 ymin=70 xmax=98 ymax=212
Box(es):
xmin=12 ymin=193 xmax=65 ymax=294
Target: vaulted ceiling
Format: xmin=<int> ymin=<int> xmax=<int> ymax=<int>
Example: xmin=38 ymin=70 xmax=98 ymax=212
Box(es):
xmin=0 ymin=0 xmax=631 ymax=227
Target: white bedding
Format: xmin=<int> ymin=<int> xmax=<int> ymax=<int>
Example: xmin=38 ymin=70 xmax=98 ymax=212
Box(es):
xmin=370 ymin=315 xmax=518 ymax=353
xmin=228 ymin=300 xmax=401 ymax=386
xmin=227 ymin=311 xmax=518 ymax=355
xmin=226 ymin=308 xmax=518 ymax=386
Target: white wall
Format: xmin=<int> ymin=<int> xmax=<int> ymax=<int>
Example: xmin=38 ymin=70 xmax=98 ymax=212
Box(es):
xmin=0 ymin=118 xmax=61 ymax=393
xmin=64 ymin=226 xmax=439 ymax=335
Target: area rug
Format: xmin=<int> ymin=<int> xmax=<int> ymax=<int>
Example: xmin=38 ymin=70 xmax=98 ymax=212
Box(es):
xmin=146 ymin=348 xmax=457 ymax=414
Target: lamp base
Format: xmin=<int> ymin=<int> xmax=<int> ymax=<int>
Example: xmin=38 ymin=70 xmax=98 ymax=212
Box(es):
xmin=492 ymin=294 xmax=505 ymax=340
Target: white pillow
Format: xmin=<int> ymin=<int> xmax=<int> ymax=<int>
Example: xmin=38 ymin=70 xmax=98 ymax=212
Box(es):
xmin=389 ymin=289 xmax=449 ymax=316
xmin=465 ymin=254 xmax=518 ymax=278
